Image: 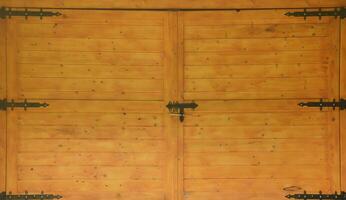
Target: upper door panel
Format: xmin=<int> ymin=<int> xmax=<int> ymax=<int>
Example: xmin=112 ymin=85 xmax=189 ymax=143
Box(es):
xmin=181 ymin=10 xmax=339 ymax=100
xmin=8 ymin=10 xmax=166 ymax=100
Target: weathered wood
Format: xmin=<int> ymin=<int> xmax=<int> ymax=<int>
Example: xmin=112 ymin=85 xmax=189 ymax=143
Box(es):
xmin=0 ymin=0 xmax=345 ymax=9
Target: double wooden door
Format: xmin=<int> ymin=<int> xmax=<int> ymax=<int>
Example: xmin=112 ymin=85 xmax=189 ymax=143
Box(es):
xmin=0 ymin=9 xmax=344 ymax=200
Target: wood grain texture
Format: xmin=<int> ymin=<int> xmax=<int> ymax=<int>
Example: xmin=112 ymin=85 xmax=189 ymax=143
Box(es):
xmin=341 ymin=20 xmax=346 ymax=190
xmin=181 ymin=10 xmax=341 ymax=200
xmin=0 ymin=20 xmax=6 ymax=192
xmin=5 ymin=11 xmax=174 ymax=200
xmin=0 ymin=0 xmax=345 ymax=9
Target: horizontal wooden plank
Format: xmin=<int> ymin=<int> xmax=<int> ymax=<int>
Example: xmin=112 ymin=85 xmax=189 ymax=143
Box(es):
xmin=18 ymin=180 xmax=164 ymax=192
xmin=184 ymin=152 xmax=325 ymax=166
xmin=185 ymin=51 xmax=328 ymax=65
xmin=184 ymin=139 xmax=325 ymax=152
xmin=18 ymin=113 xmax=163 ymax=126
xmin=18 ymin=38 xmax=163 ymax=52
xmin=19 ymin=91 xmax=163 ymax=100
xmin=18 ymin=166 xmax=162 ymax=180
xmin=185 ymin=64 xmax=327 ymax=79
xmin=184 ymin=126 xmax=326 ymax=139
xmin=182 ymin=10 xmax=334 ymax=25
xmin=183 ymin=191 xmax=324 ymax=200
xmin=184 ymin=24 xmax=329 ymax=39
xmin=184 ymin=78 xmax=327 ymax=93
xmin=14 ymin=100 xmax=163 ymax=113
xmin=185 ymin=38 xmax=329 ymax=52
xmin=184 ymin=165 xmax=327 ymax=179
xmin=184 ymin=179 xmax=332 ymax=192
xmin=19 ymin=139 xmax=165 ymax=152
xmin=191 ymin=100 xmax=325 ymax=113
xmin=18 ymin=51 xmax=163 ymax=65
xmin=18 ymin=152 xmax=164 ymax=166
xmin=19 ymin=126 xmax=163 ymax=139
xmin=19 ymin=64 xmax=163 ymax=79
xmin=13 ymin=10 xmax=165 ymax=25
xmin=18 ymin=24 xmax=163 ymax=39
xmin=184 ymin=112 xmax=328 ymax=126
xmin=52 ymin=191 xmax=164 ymax=200
xmin=184 ymin=90 xmax=329 ymax=100
xmin=2 ymin=1 xmax=345 ymax=9
xmin=20 ymin=78 xmax=163 ymax=92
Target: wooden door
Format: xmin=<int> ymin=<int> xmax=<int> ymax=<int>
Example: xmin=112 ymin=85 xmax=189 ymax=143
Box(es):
xmin=178 ymin=10 xmax=341 ymax=200
xmin=4 ymin=10 xmax=178 ymax=200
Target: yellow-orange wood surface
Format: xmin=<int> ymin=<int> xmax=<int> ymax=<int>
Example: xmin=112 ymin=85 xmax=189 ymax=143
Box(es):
xmin=0 ymin=20 xmax=6 ymax=191
xmin=180 ymin=10 xmax=341 ymax=200
xmin=0 ymin=8 xmax=345 ymax=200
xmin=5 ymin=11 xmax=178 ymax=200
xmin=341 ymin=20 xmax=346 ymax=190
xmin=0 ymin=0 xmax=346 ymax=9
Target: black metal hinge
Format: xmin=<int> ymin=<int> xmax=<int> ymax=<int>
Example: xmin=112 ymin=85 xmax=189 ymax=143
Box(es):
xmin=0 ymin=191 xmax=63 ymax=200
xmin=0 ymin=7 xmax=62 ymax=19
xmin=285 ymin=7 xmax=346 ymax=19
xmin=298 ymin=98 xmax=346 ymax=111
xmin=166 ymin=101 xmax=198 ymax=122
xmin=286 ymin=191 xmax=346 ymax=199
xmin=0 ymin=98 xmax=49 ymax=111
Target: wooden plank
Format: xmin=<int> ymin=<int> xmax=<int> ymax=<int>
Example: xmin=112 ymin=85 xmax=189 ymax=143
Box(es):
xmin=177 ymin=11 xmax=185 ymax=200
xmin=184 ymin=152 xmax=326 ymax=166
xmin=185 ymin=37 xmax=329 ymax=52
xmin=184 ymin=138 xmax=325 ymax=152
xmin=341 ymin=18 xmax=346 ymax=190
xmin=324 ymin=18 xmax=340 ymax=192
xmin=1 ymin=0 xmax=345 ymax=9
xmin=0 ymin=20 xmax=6 ymax=192
xmin=184 ymin=78 xmax=327 ymax=92
xmin=17 ymin=180 xmax=164 ymax=192
xmin=19 ymin=126 xmax=164 ymax=139
xmin=184 ymin=112 xmax=327 ymax=126
xmin=18 ymin=24 xmax=163 ymax=39
xmin=19 ymin=78 xmax=163 ymax=92
xmin=18 ymin=113 xmax=163 ymax=126
xmin=18 ymin=38 xmax=163 ymax=52
xmin=54 ymin=191 xmax=164 ymax=200
xmin=6 ymin=20 xmax=19 ymax=193
xmin=19 ymin=64 xmax=163 ymax=79
xmin=18 ymin=139 xmax=166 ymax=153
xmin=182 ymin=10 xmax=333 ymax=25
xmin=184 ymin=126 xmax=327 ymax=139
xmin=18 ymin=51 xmax=162 ymax=65
xmin=163 ymin=12 xmax=178 ymax=200
xmin=17 ymin=152 xmax=165 ymax=166
xmin=18 ymin=166 xmax=162 ymax=180
xmin=13 ymin=100 xmax=163 ymax=113
xmin=13 ymin=10 xmax=165 ymax=25
xmin=19 ymin=90 xmax=163 ymax=101
xmin=184 ymin=179 xmax=332 ymax=193
xmin=185 ymin=64 xmax=328 ymax=79
xmin=184 ymin=165 xmax=327 ymax=179
xmin=184 ymin=24 xmax=330 ymax=39
xmin=185 ymin=51 xmax=328 ymax=65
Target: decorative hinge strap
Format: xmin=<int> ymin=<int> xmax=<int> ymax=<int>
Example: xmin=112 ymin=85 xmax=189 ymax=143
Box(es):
xmin=0 ymin=98 xmax=49 ymax=111
xmin=285 ymin=7 xmax=346 ymax=19
xmin=166 ymin=101 xmax=198 ymax=122
xmin=0 ymin=191 xmax=63 ymax=200
xmin=0 ymin=7 xmax=62 ymax=19
xmin=286 ymin=191 xmax=346 ymax=199
xmin=298 ymin=98 xmax=346 ymax=111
